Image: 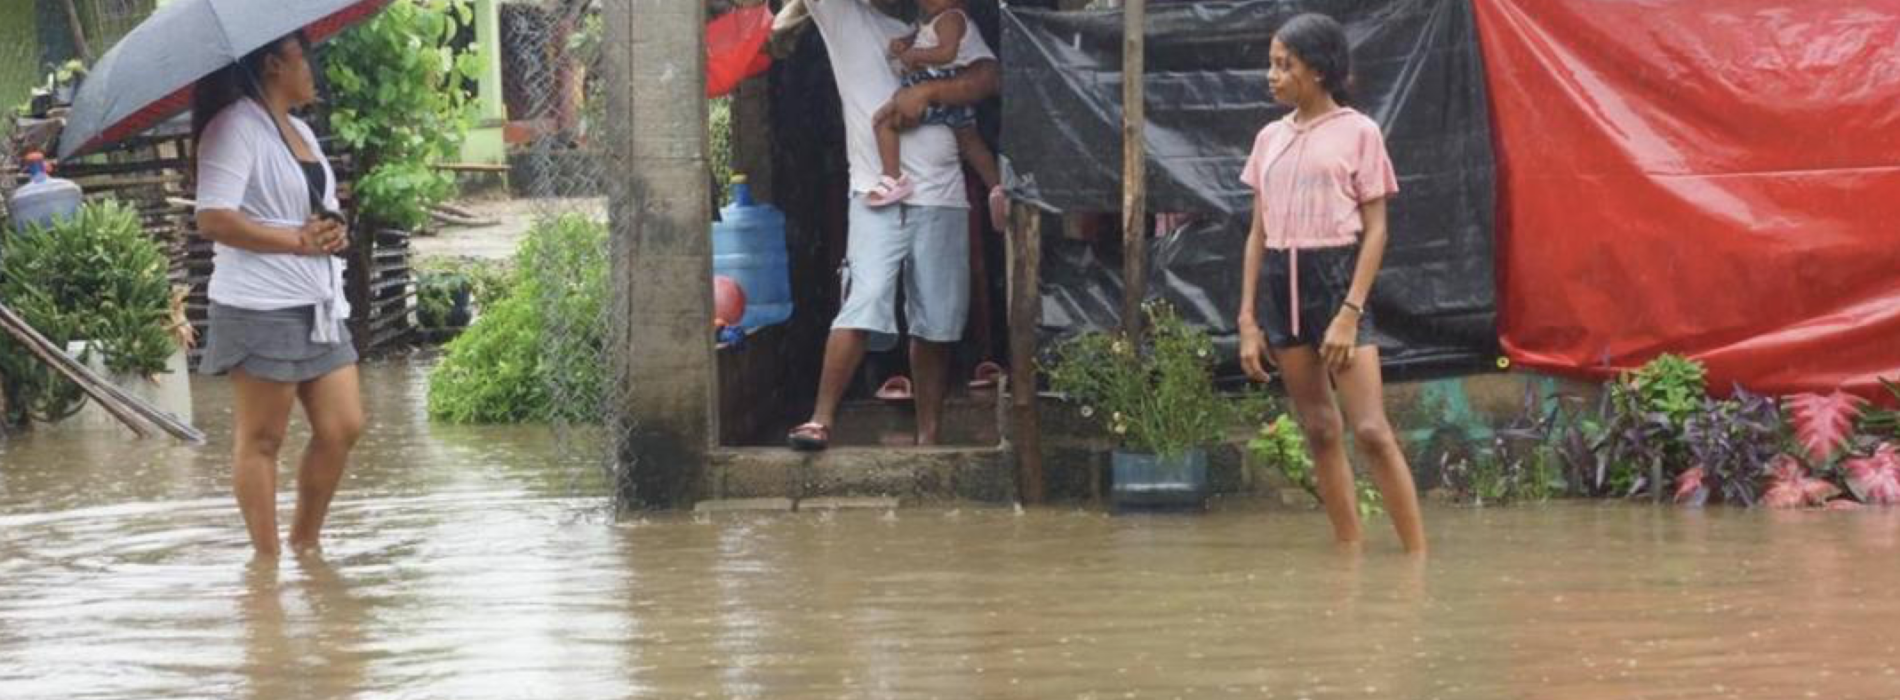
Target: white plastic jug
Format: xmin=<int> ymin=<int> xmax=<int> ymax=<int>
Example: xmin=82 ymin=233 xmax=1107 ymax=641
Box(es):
xmin=8 ymin=153 xmax=83 ymax=231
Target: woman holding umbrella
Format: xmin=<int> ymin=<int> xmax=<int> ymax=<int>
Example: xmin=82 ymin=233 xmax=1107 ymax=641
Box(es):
xmin=58 ymin=1 xmax=394 ymax=559
xmin=191 ymin=32 xmax=360 ymax=559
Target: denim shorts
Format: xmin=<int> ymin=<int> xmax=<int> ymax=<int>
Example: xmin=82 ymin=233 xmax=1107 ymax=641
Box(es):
xmin=832 ymin=196 xmax=971 ymax=352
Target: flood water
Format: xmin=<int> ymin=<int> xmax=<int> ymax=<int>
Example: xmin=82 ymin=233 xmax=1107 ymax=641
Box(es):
xmin=3 ymin=361 xmax=1899 ymax=699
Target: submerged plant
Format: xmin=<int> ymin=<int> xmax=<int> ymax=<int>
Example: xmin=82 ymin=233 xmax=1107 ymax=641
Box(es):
xmin=1842 ymin=443 xmax=1900 ymax=506
xmin=1786 ymin=391 xmax=1866 ymax=465
xmin=1677 ymin=387 xmax=1786 ymax=506
xmin=1761 ymin=455 xmax=1840 ymax=509
xmin=1438 ymin=385 xmax=1566 ymax=506
xmin=1856 ymin=378 xmax=1900 ymax=440
xmin=428 ymin=215 xmax=606 ymax=423
xmin=1587 ymin=355 xmax=1712 ymax=498
xmin=1247 ymin=415 xmax=1384 ymax=517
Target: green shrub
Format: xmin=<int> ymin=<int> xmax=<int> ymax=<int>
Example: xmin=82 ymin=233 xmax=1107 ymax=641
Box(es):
xmin=1616 ymin=353 xmax=1707 ymax=434
xmin=1249 ymin=415 xmax=1385 ymax=517
xmin=0 ymin=200 xmax=176 ymax=423
xmin=1596 ymin=354 xmax=1708 ymax=494
xmin=426 ymin=215 xmax=605 ymax=423
xmin=324 ymin=0 xmax=482 ymax=230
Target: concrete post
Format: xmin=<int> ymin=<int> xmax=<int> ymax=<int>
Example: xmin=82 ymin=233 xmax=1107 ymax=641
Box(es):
xmin=605 ymin=0 xmax=714 ymax=509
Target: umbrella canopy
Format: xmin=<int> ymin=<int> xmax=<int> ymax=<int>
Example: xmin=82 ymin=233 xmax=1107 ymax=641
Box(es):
xmin=58 ymin=0 xmax=390 ymax=159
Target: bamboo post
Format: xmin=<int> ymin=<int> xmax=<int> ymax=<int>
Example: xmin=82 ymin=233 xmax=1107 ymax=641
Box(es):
xmin=62 ymin=0 xmax=94 ymax=64
xmin=1120 ymin=0 xmax=1147 ymax=338
xmin=1007 ymin=203 xmax=1045 ymax=504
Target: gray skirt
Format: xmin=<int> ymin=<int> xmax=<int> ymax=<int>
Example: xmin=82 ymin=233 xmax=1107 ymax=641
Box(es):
xmin=199 ymin=303 xmax=357 ymax=383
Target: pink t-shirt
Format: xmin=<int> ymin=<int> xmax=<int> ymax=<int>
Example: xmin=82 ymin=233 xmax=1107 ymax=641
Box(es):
xmin=1238 ymin=108 xmax=1398 ymax=250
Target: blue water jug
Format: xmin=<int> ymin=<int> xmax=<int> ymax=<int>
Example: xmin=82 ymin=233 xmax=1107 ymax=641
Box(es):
xmin=8 ymin=153 xmax=83 ymax=232
xmin=712 ymin=175 xmax=792 ymax=329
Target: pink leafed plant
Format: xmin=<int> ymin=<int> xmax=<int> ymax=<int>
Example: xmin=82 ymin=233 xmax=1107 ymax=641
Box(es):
xmin=1842 ymin=443 xmax=1900 ymax=506
xmin=1674 ymin=466 xmax=1709 ymax=506
xmin=1785 ymin=392 xmax=1866 ymax=464
xmin=1761 ymin=455 xmax=1841 ymax=509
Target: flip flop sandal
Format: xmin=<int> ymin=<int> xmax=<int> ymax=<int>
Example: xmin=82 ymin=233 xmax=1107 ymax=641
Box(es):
xmin=968 ymin=360 xmax=1005 ymax=390
xmin=787 ymin=422 xmax=830 ymax=451
xmin=875 ymin=375 xmax=914 ymax=402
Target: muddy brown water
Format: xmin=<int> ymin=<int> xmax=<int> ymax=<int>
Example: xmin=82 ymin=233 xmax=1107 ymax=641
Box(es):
xmin=3 ymin=361 xmax=1899 ymax=699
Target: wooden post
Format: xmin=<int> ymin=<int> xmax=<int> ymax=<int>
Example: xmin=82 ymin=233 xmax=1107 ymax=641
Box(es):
xmin=1119 ymin=0 xmax=1147 ymax=338
xmin=61 ymin=0 xmax=94 ymax=64
xmin=1008 ymin=203 xmax=1045 ymax=504
xmin=608 ymin=0 xmax=715 ymax=509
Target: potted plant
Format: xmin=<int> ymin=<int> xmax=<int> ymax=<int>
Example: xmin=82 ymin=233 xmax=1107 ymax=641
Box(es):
xmin=0 ymin=200 xmax=180 ymax=426
xmin=1045 ymin=302 xmax=1264 ymax=511
xmin=416 ymin=269 xmax=473 ymax=331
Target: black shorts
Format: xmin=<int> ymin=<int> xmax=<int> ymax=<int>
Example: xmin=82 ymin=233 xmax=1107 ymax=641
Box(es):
xmin=1255 ymin=244 xmax=1374 ymax=349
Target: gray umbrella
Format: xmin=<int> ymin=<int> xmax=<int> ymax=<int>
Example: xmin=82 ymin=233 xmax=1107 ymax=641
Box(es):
xmin=58 ymin=0 xmax=391 ymax=159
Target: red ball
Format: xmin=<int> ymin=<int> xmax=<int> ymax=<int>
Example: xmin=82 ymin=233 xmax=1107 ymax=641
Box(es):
xmin=713 ymin=275 xmax=747 ymax=327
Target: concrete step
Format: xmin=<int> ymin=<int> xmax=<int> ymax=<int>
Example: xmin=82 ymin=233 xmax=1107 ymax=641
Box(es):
xmin=739 ymin=391 xmax=1006 ymax=448
xmin=705 ymin=444 xmax=1016 ymax=504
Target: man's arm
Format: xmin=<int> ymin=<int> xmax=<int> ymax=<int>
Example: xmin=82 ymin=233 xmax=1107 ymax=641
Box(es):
xmin=885 ymin=59 xmax=999 ymax=129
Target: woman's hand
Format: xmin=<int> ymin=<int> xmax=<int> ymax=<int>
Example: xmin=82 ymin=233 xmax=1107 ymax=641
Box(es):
xmin=1238 ymin=318 xmax=1274 ymax=383
xmin=1321 ymin=311 xmax=1359 ymax=373
xmin=298 ymin=217 xmax=348 ymax=256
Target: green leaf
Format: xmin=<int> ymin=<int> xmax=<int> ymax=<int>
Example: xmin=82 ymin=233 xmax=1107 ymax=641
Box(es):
xmin=325 ymin=0 xmax=477 ymax=228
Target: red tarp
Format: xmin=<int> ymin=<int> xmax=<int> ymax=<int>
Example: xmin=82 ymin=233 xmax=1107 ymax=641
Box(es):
xmin=1474 ymin=0 xmax=1900 ymax=400
xmin=708 ymin=5 xmax=773 ymax=98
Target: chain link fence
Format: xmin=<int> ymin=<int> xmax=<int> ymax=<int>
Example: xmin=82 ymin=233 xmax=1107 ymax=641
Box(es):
xmin=82 ymin=0 xmax=157 ymax=52
xmin=500 ymin=0 xmax=632 ymax=506
xmin=499 ymin=0 xmax=741 ymax=509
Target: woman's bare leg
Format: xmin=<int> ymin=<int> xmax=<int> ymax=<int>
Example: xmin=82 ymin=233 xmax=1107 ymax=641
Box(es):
xmin=1272 ymin=345 xmax=1362 ymax=545
xmin=1332 ymin=345 xmax=1427 ymax=554
xmin=288 ymin=365 xmax=364 ymax=554
xmin=231 ymin=370 xmax=300 ymax=558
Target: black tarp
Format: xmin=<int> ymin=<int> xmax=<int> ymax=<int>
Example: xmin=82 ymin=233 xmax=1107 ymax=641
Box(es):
xmin=1002 ymin=0 xmax=1499 ymax=376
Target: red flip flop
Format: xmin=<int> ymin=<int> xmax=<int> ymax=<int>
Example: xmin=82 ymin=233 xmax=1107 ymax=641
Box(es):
xmin=875 ymin=375 xmax=914 ymax=402
xmin=787 ymin=422 xmax=830 ymax=451
xmin=968 ymin=361 xmax=1004 ymax=390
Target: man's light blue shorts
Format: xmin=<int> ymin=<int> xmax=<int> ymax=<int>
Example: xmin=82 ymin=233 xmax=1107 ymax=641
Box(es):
xmin=832 ymin=196 xmax=970 ymax=352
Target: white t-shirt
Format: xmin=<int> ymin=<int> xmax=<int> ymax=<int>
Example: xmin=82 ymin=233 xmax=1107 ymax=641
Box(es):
xmin=194 ymin=99 xmax=350 ymax=316
xmin=807 ymin=0 xmax=985 ymax=209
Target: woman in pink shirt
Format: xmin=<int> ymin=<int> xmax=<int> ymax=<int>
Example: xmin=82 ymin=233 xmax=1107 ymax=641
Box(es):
xmin=1237 ymin=14 xmax=1426 ymax=554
